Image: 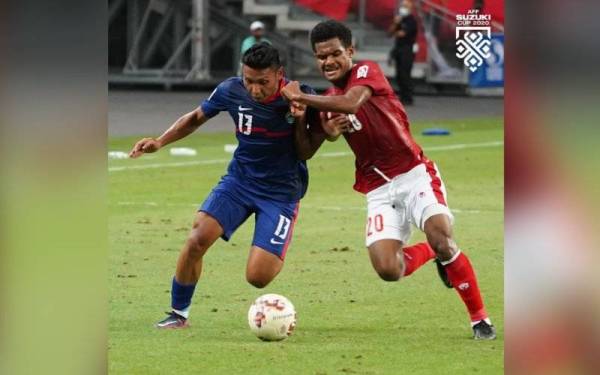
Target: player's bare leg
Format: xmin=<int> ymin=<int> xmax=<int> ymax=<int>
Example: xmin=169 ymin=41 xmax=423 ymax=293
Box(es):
xmin=156 ymin=212 xmax=223 ymax=329
xmin=424 ymin=213 xmax=496 ymax=339
xmin=246 ymin=246 xmax=284 ymax=288
xmin=175 ymin=212 xmax=224 ymax=284
xmin=423 ymin=213 xmax=457 ymax=261
xmin=369 ymin=240 xmax=436 ymax=281
xmin=368 ymin=239 xmax=405 ymax=281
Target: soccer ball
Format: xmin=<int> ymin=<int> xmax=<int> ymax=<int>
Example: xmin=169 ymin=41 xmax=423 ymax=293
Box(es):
xmin=247 ymin=293 xmax=296 ymax=341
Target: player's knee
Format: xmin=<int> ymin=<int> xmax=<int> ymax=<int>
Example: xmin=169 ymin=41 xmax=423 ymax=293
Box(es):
xmin=373 ymin=261 xmax=402 ymax=281
xmin=377 ymin=269 xmax=401 ymax=281
xmin=185 ymin=232 xmax=211 ymax=260
xmin=246 ymin=273 xmax=271 ymax=289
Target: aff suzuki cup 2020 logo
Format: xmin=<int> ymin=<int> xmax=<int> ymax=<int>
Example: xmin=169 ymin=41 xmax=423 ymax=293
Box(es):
xmin=456 ymin=9 xmax=492 ymax=72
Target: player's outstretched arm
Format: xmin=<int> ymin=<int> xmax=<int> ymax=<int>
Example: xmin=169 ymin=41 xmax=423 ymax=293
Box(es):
xmin=282 ymin=81 xmax=372 ymax=114
xmin=129 ymin=108 xmax=208 ymax=158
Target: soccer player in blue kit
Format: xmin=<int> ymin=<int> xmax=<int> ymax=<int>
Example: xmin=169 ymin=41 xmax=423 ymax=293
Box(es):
xmin=128 ymin=43 xmax=325 ymax=328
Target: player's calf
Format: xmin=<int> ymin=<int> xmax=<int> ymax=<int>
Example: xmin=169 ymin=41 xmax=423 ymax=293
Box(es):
xmin=424 ymin=215 xmax=493 ymax=333
xmin=175 ymin=212 xmax=223 ymax=283
xmin=423 ymin=214 xmax=458 ymax=261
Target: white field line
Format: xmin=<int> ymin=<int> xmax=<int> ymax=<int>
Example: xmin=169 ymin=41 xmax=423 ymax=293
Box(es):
xmin=109 ymin=158 xmax=230 ymax=172
xmin=115 ymin=201 xmax=488 ymax=214
xmin=108 ymin=141 xmax=503 ymax=172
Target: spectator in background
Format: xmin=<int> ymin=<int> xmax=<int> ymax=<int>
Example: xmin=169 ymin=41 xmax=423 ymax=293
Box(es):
xmin=388 ymin=0 xmax=418 ymax=105
xmin=241 ymin=21 xmax=271 ymax=56
xmin=473 ymin=0 xmax=484 ymax=12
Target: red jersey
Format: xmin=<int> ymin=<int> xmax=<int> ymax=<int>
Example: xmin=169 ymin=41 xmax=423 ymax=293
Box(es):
xmin=323 ymin=61 xmax=424 ymax=194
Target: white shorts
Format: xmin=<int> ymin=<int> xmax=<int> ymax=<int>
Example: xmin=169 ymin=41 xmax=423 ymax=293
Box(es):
xmin=365 ymin=162 xmax=454 ymax=247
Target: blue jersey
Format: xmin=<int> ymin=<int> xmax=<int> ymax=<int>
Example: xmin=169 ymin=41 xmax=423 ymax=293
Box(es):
xmin=200 ymin=77 xmax=316 ymax=202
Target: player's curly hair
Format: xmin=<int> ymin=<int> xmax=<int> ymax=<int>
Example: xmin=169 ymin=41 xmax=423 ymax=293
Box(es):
xmin=242 ymin=42 xmax=281 ymax=70
xmin=310 ymin=20 xmax=353 ymax=52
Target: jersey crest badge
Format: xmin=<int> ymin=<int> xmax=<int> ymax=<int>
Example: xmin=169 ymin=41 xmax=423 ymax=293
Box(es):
xmin=357 ymin=65 xmax=369 ymax=79
xmin=285 ymin=111 xmax=295 ymax=124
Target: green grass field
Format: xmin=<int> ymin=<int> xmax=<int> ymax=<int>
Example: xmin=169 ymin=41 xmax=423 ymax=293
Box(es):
xmin=109 ymin=117 xmax=504 ymax=374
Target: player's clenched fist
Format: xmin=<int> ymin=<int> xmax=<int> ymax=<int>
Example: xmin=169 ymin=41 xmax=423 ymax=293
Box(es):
xmin=281 ymin=81 xmax=302 ymax=101
xmin=129 ymin=137 xmax=161 ymax=158
xmin=289 ymin=100 xmax=306 ymax=118
xmin=322 ymin=112 xmax=350 ymax=139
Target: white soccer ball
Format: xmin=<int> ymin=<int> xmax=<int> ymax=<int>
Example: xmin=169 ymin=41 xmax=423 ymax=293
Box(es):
xmin=247 ymin=293 xmax=296 ymax=341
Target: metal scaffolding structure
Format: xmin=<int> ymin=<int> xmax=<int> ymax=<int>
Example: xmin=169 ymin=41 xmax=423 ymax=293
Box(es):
xmin=108 ymin=0 xmax=318 ymax=86
xmin=109 ymin=0 xmax=208 ymax=83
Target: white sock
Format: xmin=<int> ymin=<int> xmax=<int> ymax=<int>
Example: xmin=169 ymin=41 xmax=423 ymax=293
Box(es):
xmin=440 ymin=250 xmax=461 ymax=266
xmin=173 ymin=307 xmax=190 ymax=319
xmin=470 ymin=317 xmax=492 ymax=327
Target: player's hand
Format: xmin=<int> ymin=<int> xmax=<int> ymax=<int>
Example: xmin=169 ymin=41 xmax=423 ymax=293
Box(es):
xmin=323 ymin=113 xmax=351 ymax=138
xmin=393 ymin=15 xmax=402 ymax=23
xmin=281 ymin=81 xmax=302 ymax=101
xmin=289 ymin=100 xmax=306 ymax=118
xmin=129 ymin=137 xmax=161 ymax=158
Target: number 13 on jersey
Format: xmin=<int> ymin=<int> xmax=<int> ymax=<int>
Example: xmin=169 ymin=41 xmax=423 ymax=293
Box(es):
xmin=238 ymin=113 xmax=253 ymax=135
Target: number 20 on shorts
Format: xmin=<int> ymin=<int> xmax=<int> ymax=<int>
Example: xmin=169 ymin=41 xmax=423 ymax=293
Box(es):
xmin=366 ymin=214 xmax=384 ymax=236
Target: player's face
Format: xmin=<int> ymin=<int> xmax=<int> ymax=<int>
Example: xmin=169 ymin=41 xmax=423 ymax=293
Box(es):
xmin=313 ymin=38 xmax=354 ymax=83
xmin=242 ymin=65 xmax=283 ymax=102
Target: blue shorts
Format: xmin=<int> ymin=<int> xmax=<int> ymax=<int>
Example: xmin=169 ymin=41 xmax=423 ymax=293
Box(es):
xmin=199 ymin=177 xmax=300 ymax=260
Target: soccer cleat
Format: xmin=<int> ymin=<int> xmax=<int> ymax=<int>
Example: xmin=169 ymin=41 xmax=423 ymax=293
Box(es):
xmin=434 ymin=258 xmax=453 ymax=288
xmin=472 ymin=320 xmax=496 ymax=340
xmin=156 ymin=311 xmax=189 ymax=329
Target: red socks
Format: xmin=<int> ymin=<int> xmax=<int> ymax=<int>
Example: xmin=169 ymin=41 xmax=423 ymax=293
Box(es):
xmin=401 ymin=244 xmax=489 ymax=324
xmin=402 ymin=242 xmax=436 ymax=277
xmin=443 ymin=251 xmax=488 ymax=322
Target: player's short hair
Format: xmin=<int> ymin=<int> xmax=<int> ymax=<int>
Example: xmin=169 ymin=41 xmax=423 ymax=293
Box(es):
xmin=310 ymin=20 xmax=353 ymax=51
xmin=242 ymin=43 xmax=281 ymax=70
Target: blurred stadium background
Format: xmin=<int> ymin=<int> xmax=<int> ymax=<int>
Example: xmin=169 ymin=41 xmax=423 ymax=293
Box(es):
xmin=108 ymin=0 xmax=504 ymax=94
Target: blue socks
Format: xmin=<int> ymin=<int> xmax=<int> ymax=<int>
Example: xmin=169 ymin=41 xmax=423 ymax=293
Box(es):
xmin=171 ymin=277 xmax=196 ymax=318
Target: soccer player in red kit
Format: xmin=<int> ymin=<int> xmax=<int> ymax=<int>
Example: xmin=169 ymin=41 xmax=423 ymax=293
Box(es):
xmin=282 ymin=20 xmax=496 ymax=339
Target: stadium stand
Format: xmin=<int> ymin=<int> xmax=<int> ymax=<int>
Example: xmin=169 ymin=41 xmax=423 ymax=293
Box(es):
xmin=108 ymin=0 xmax=503 ymax=91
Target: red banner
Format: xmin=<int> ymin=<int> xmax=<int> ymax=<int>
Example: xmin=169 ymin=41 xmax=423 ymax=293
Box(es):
xmin=295 ymin=0 xmax=352 ymax=21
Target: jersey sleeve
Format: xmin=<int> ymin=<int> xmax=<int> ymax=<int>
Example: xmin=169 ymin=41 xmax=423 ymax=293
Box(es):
xmin=305 ymin=106 xmax=324 ymax=133
xmin=200 ymin=80 xmax=230 ymax=118
xmin=346 ymin=61 xmax=391 ymax=96
xmin=300 ymin=84 xmax=324 ymax=133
